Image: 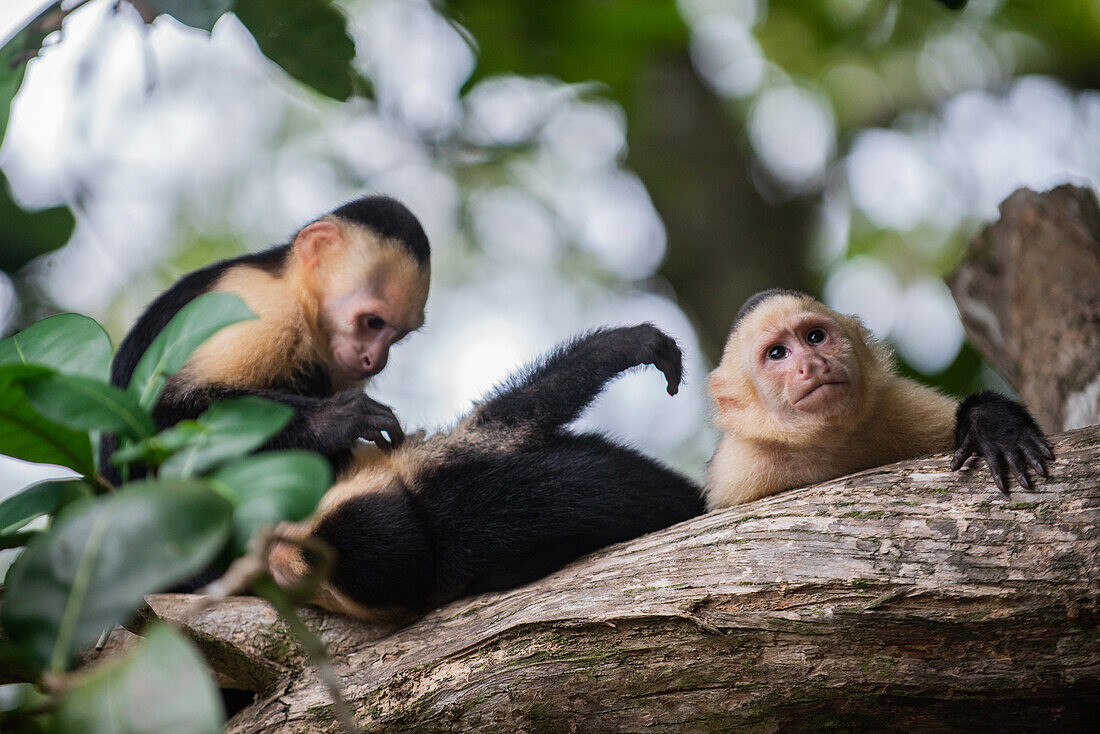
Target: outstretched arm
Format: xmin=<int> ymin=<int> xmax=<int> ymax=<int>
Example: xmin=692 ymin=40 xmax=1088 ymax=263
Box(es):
xmin=471 ymin=324 xmax=682 ymax=437
xmin=158 ymin=384 xmax=404 ymax=455
xmin=101 ymin=382 xmax=397 ymax=485
xmin=951 ymin=391 xmax=1053 ymax=492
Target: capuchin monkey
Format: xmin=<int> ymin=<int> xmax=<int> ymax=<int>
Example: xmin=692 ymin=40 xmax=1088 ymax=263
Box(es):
xmin=705 ymin=290 xmax=1052 ymax=509
xmin=102 ymin=196 xmax=430 ymax=482
xmin=267 ymin=325 xmax=705 ymax=621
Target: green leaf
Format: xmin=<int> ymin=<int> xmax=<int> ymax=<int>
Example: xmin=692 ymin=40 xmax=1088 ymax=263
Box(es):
xmin=143 ymin=0 xmax=234 ymax=32
xmin=235 ymin=0 xmax=356 ymax=101
xmin=0 ymin=478 xmax=92 ymax=534
xmin=0 ymin=4 xmax=76 ymax=272
xmin=109 ymin=421 xmax=201 ymax=469
xmin=0 ymin=480 xmax=232 ymax=671
xmin=209 ymin=450 xmax=331 ymax=553
xmin=127 ymin=291 xmax=255 ymax=410
xmin=0 ymin=313 xmax=112 ymax=381
xmin=53 ymin=624 xmax=224 ymax=734
xmin=159 ymin=396 xmax=293 ymax=478
xmin=0 ymin=677 xmax=48 ymax=717
xmin=0 ymin=529 xmax=40 ymax=550
xmin=23 ymin=375 xmax=156 ymax=440
xmin=0 ymin=366 xmax=96 ymax=476
xmin=0 ymin=176 xmax=76 ymax=273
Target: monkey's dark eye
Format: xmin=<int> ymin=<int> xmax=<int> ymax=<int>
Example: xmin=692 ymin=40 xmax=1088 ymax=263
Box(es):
xmin=767 ymin=345 xmax=788 ymax=360
xmin=806 ymin=328 xmax=826 ymax=345
xmin=362 ymin=315 xmax=385 ymax=330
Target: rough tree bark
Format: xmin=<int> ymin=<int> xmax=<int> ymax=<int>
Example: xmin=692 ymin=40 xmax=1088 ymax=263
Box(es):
xmin=137 ymin=426 xmax=1100 ymax=733
xmin=104 ymin=186 xmax=1100 ymax=732
xmin=947 ymin=184 xmax=1100 ymax=432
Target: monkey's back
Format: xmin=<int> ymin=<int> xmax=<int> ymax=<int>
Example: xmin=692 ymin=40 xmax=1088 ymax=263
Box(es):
xmin=415 ymin=433 xmax=703 ymax=595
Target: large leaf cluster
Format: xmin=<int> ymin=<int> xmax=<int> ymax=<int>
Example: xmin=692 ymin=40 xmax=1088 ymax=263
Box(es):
xmin=0 ymin=293 xmax=332 ymax=730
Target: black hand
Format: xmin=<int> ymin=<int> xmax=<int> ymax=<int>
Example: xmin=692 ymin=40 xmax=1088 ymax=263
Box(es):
xmin=317 ymin=389 xmax=405 ymax=452
xmin=950 ymin=391 xmax=1053 ymax=493
xmin=628 ymin=324 xmax=683 ymax=396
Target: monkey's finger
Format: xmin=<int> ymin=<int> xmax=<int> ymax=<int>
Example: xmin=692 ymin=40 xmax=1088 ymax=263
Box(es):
xmin=1019 ymin=434 xmax=1052 ymax=476
xmin=1021 ymin=443 xmax=1048 ymax=478
xmin=950 ymin=431 xmax=976 ymax=471
xmin=1005 ymin=452 xmax=1031 ymax=490
xmin=366 ymin=412 xmax=405 ymax=445
xmin=362 ymin=430 xmax=393 ymax=451
xmin=387 ymin=427 xmax=405 ymax=449
xmin=1031 ymin=436 xmax=1054 ymax=462
xmin=978 ymin=442 xmax=1009 ymax=494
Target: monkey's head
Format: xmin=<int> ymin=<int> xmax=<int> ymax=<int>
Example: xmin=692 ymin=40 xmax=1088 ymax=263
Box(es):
xmin=267 ymin=449 xmax=421 ymax=622
xmin=708 ymin=290 xmax=891 ymax=444
xmin=292 ymin=196 xmax=430 ymax=383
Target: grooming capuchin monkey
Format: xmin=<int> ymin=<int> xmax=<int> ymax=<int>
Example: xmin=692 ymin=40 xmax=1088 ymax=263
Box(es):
xmin=267 ymin=325 xmax=705 ymax=621
xmin=705 ymin=290 xmax=1052 ymax=509
xmin=102 ymin=196 xmax=429 ymax=481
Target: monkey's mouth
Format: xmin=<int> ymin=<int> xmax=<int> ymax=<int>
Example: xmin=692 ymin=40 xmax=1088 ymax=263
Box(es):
xmin=339 ymin=364 xmax=373 ymax=381
xmin=333 ymin=353 xmax=376 ymax=382
xmin=792 ymin=381 xmax=849 ymax=410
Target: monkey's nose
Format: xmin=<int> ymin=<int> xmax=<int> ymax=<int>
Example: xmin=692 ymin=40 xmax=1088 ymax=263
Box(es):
xmin=798 ymin=355 xmax=827 ymax=377
xmin=362 ymin=347 xmax=389 ymax=376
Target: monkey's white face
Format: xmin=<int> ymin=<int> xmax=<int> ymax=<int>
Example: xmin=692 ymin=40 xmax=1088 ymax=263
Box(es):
xmin=294 ymin=218 xmax=430 ymax=384
xmin=321 ymin=287 xmax=416 ymax=382
xmin=753 ymin=312 xmax=857 ymax=417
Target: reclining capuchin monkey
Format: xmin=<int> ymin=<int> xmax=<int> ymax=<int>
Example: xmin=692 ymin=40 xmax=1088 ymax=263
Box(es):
xmin=268 ymin=325 xmax=705 ymax=621
xmin=101 ymin=195 xmax=429 ymax=482
xmin=705 ymin=290 xmax=1052 ymax=509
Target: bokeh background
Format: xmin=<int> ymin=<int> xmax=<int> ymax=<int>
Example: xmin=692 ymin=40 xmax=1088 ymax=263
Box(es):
xmin=2 ymin=0 xmax=1099 ymax=493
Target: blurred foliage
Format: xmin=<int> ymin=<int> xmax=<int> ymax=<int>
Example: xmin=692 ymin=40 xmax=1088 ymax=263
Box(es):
xmin=1 ymin=3 xmax=74 ymax=272
xmin=0 ymin=295 xmax=332 ymax=731
xmin=0 ymin=0 xmax=356 ymax=275
xmin=754 ymin=0 xmax=1100 ymax=130
xmin=447 ymin=0 xmax=686 ymax=102
xmin=448 ymin=0 xmax=1100 ymax=390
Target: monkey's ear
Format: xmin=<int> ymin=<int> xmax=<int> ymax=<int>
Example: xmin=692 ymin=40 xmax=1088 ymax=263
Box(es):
xmin=268 ymin=520 xmax=314 ymax=589
xmin=708 ymin=372 xmax=744 ymax=417
xmin=293 ymin=221 xmax=342 ymax=270
xmin=714 ymin=396 xmax=744 ymax=418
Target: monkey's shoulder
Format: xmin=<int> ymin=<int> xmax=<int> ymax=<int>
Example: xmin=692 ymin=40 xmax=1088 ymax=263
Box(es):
xmin=111 ymin=246 xmax=293 ymax=388
xmin=181 ymin=259 xmax=325 ymax=389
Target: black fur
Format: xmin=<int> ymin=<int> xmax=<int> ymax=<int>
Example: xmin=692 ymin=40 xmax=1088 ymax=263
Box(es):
xmin=304 ymin=325 xmax=705 ymax=615
xmin=100 ymin=196 xmax=427 ymax=484
xmin=330 ymin=195 xmax=430 ymax=267
xmin=951 ymin=390 xmax=1053 ymax=493
xmin=730 ymin=288 xmax=807 ymax=334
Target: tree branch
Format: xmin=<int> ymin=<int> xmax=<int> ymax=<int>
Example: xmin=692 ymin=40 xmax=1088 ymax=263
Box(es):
xmin=148 ymin=425 xmax=1100 ymax=733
